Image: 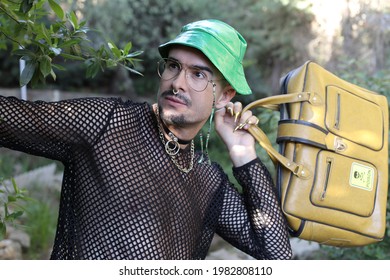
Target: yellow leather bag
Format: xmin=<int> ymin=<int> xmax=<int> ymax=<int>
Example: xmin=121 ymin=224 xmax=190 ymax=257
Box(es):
xmin=243 ymin=61 xmax=389 ymax=247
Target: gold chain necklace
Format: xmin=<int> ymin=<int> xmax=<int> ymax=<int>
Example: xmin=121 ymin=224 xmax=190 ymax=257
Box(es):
xmin=154 ymin=107 xmax=194 ymax=173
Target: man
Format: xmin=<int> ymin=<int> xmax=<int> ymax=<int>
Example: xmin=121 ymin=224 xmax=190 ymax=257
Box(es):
xmin=0 ymin=19 xmax=292 ymax=259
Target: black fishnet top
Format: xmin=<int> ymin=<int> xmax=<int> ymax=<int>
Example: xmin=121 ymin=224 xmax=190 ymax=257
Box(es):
xmin=0 ymin=95 xmax=292 ymax=260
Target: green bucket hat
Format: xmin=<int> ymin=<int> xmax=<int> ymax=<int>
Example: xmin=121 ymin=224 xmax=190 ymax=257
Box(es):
xmin=158 ymin=19 xmax=252 ymax=95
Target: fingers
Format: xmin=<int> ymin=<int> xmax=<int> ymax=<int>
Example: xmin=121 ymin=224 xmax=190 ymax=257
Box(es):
xmin=225 ymin=102 xmax=242 ymax=122
xmin=224 ymin=102 xmax=236 ymax=118
xmin=233 ymin=114 xmax=259 ymax=132
xmin=224 ymin=102 xmax=259 ymax=132
xmin=225 ymin=105 xmax=233 ymax=116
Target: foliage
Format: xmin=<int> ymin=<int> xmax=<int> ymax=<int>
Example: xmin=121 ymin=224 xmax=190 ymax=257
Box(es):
xmin=0 ymin=176 xmax=29 ymax=240
xmin=0 ymin=0 xmax=143 ymax=88
xmin=0 ymin=150 xmax=60 ymax=257
xmin=23 ymin=194 xmax=58 ymax=259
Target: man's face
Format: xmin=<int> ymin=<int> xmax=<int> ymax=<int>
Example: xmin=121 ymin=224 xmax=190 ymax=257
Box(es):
xmin=157 ymin=46 xmax=227 ymax=130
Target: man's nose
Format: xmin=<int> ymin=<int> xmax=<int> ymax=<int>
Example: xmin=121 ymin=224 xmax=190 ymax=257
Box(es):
xmin=172 ymin=68 xmax=188 ymax=90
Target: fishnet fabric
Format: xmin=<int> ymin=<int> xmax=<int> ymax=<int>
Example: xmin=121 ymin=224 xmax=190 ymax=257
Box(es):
xmin=0 ymin=96 xmax=292 ymax=260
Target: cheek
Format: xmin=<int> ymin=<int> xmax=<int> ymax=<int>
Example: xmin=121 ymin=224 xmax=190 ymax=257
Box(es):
xmin=191 ymin=94 xmax=214 ymax=116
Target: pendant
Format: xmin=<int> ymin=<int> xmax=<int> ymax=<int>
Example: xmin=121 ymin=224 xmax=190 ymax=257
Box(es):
xmin=165 ymin=140 xmax=180 ymax=156
xmin=165 ymin=132 xmax=180 ymax=155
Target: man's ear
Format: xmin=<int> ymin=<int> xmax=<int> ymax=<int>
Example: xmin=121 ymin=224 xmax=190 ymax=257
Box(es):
xmin=215 ymin=85 xmax=236 ymax=108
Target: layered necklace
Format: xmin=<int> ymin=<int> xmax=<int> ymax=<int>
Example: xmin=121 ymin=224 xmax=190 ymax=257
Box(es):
xmin=154 ymin=106 xmax=194 ymax=173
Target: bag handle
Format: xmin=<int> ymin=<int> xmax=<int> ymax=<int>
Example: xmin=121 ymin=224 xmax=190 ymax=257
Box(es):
xmin=242 ymin=92 xmax=316 ymax=179
xmin=243 ymin=91 xmax=323 ymax=111
xmin=247 ymin=125 xmax=311 ymax=179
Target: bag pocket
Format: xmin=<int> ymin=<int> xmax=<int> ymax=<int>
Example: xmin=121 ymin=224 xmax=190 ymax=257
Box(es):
xmin=325 ymin=85 xmax=384 ymax=151
xmin=311 ymin=151 xmax=378 ymax=217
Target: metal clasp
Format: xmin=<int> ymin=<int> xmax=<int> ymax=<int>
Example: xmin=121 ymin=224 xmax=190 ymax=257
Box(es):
xmin=335 ymin=137 xmax=347 ymax=152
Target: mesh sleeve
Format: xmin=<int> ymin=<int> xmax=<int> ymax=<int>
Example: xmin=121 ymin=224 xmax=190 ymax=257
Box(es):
xmin=0 ymin=96 xmax=118 ymax=162
xmin=216 ymin=158 xmax=292 ymax=260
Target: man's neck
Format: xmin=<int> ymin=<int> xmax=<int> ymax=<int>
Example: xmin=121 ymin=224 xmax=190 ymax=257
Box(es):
xmin=152 ymin=103 xmax=203 ymax=146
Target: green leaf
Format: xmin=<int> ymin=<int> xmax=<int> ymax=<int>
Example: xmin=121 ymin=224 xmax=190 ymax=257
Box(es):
xmin=123 ymin=42 xmax=132 ymax=55
xmin=11 ymin=178 xmax=19 ymax=194
xmin=20 ymin=60 xmax=37 ymax=87
xmin=52 ymin=63 xmax=67 ymax=71
xmin=59 ymin=39 xmax=83 ymax=48
xmin=60 ymin=53 xmax=85 ymax=61
xmin=107 ymin=42 xmax=117 ymax=50
xmin=68 ymin=11 xmax=79 ymax=30
xmin=85 ymin=58 xmax=100 ymax=78
xmin=126 ymin=50 xmax=144 ymax=58
xmin=30 ymin=70 xmax=45 ymax=88
xmin=39 ymin=55 xmax=52 ymax=77
xmin=4 ymin=205 xmax=8 ymax=217
xmin=50 ymin=68 xmax=57 ymax=81
xmin=19 ymin=0 xmax=34 ymax=13
xmin=120 ymin=64 xmax=144 ymax=76
xmin=7 ymin=211 xmax=24 ymax=221
xmin=74 ymin=27 xmax=89 ymax=35
xmin=40 ymin=23 xmax=52 ymax=45
xmin=12 ymin=49 xmax=36 ymax=58
xmin=48 ymin=0 xmax=65 ymax=20
xmin=108 ymin=42 xmax=121 ymax=58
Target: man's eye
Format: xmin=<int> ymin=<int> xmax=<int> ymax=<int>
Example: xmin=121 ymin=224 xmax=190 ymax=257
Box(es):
xmin=167 ymin=61 xmax=180 ymax=71
xmin=191 ymin=69 xmax=207 ymax=79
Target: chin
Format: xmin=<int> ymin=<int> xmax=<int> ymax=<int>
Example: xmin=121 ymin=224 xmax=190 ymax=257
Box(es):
xmin=159 ymin=108 xmax=181 ymax=126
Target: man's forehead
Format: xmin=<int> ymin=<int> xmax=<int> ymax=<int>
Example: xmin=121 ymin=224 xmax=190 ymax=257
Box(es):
xmin=168 ymin=46 xmax=221 ymax=76
xmin=168 ymin=46 xmax=214 ymax=66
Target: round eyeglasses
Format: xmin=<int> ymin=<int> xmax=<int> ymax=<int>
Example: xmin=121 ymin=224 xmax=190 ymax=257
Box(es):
xmin=157 ymin=58 xmax=218 ymax=92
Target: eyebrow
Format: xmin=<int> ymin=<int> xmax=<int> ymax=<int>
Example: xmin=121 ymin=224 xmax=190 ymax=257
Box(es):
xmin=168 ymin=57 xmax=214 ymax=76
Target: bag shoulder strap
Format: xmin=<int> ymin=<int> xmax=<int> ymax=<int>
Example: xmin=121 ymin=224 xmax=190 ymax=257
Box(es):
xmin=242 ymin=93 xmax=316 ymax=179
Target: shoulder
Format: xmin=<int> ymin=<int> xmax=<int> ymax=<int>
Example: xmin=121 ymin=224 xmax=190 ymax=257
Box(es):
xmin=114 ymin=98 xmax=151 ymax=112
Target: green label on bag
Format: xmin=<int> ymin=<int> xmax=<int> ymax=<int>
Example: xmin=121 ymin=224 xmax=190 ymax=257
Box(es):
xmin=349 ymin=162 xmax=374 ymax=191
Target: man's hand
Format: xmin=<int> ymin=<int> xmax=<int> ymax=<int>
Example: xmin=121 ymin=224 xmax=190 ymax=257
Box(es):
xmin=214 ymin=102 xmax=259 ymax=167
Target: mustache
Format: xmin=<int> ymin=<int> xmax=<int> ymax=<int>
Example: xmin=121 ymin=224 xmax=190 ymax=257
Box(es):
xmin=161 ymin=89 xmax=191 ymax=106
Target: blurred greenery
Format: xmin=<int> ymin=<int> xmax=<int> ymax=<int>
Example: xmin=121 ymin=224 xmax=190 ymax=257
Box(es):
xmin=0 ymin=175 xmax=29 ymax=240
xmin=0 ymin=0 xmax=389 ymax=259
xmin=22 ymin=185 xmax=59 ymax=260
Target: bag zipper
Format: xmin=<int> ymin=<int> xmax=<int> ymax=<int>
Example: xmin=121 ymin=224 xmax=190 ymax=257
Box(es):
xmin=321 ymin=157 xmax=333 ymax=200
xmin=334 ymin=93 xmax=341 ymax=129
